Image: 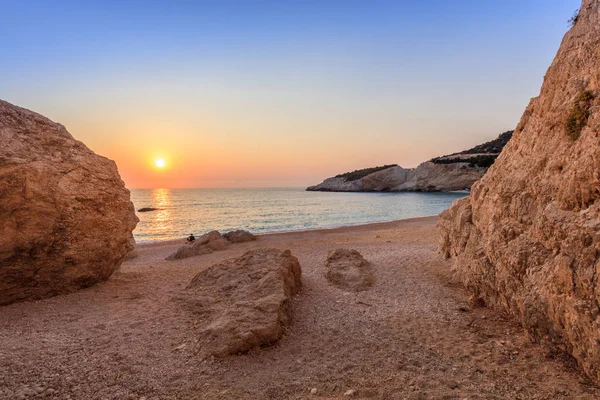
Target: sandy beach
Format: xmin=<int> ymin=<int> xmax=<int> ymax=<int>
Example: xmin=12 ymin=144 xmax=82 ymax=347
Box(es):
xmin=0 ymin=216 xmax=597 ymax=400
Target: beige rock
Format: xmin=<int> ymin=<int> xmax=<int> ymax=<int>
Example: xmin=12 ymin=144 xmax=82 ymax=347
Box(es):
xmin=223 ymin=230 xmax=257 ymax=243
xmin=165 ymin=230 xmax=229 ymax=260
xmin=183 ymin=248 xmax=302 ymax=357
xmin=0 ymin=99 xmax=138 ymax=305
xmin=325 ymin=249 xmax=374 ymax=292
xmin=439 ymin=0 xmax=600 ymax=383
xmin=124 ymin=235 xmax=138 ymax=260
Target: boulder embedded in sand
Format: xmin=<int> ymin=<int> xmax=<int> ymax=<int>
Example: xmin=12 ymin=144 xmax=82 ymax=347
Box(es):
xmin=165 ymin=230 xmax=229 ymax=260
xmin=325 ymin=249 xmax=374 ymax=292
xmin=0 ymin=99 xmax=138 ymax=305
xmin=184 ymin=248 xmax=302 ymax=357
xmin=223 ymin=230 xmax=257 ymax=243
xmin=439 ymin=0 xmax=600 ymax=383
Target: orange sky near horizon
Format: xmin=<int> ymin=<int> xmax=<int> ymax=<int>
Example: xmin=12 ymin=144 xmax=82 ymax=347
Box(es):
xmin=0 ymin=0 xmax=577 ymax=189
xmin=57 ymin=100 xmax=510 ymax=189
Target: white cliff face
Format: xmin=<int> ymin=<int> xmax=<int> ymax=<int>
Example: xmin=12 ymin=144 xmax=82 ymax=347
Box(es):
xmin=307 ymin=162 xmax=485 ymax=192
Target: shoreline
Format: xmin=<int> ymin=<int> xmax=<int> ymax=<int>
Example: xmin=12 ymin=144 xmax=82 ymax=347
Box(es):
xmin=135 ymin=214 xmax=441 ymax=247
xmin=2 ymin=213 xmax=594 ymax=399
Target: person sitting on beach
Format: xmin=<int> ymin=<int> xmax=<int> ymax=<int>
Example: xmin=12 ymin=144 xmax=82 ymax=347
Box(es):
xmin=186 ymin=234 xmax=195 ymax=244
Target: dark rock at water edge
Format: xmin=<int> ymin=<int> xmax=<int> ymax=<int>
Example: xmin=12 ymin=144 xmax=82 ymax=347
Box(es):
xmin=137 ymin=207 xmax=162 ymax=212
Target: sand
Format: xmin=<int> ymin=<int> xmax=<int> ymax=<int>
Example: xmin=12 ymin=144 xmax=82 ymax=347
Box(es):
xmin=0 ymin=216 xmax=598 ymax=399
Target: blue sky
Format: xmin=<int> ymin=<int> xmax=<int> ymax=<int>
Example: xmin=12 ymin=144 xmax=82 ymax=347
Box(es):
xmin=0 ymin=0 xmax=581 ymax=187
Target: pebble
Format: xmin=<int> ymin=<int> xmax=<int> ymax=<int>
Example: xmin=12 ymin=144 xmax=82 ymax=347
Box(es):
xmin=344 ymin=389 xmax=357 ymax=396
xmin=310 ymin=388 xmax=318 ymax=395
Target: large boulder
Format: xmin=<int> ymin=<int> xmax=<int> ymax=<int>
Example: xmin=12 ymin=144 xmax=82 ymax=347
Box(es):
xmin=0 ymin=99 xmax=138 ymax=305
xmin=439 ymin=0 xmax=600 ymax=383
xmin=183 ymin=248 xmax=302 ymax=357
xmin=223 ymin=229 xmax=257 ymax=243
xmin=325 ymin=249 xmax=374 ymax=292
xmin=165 ymin=230 xmax=229 ymax=260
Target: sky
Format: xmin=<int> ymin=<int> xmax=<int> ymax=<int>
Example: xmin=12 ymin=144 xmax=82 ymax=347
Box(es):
xmin=0 ymin=0 xmax=580 ymax=188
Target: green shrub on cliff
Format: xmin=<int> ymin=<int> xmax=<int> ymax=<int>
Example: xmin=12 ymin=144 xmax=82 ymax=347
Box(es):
xmin=335 ymin=164 xmax=398 ymax=182
xmin=566 ymin=90 xmax=594 ymax=141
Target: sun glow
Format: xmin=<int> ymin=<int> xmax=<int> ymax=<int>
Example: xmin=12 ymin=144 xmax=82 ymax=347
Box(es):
xmin=154 ymin=158 xmax=166 ymax=169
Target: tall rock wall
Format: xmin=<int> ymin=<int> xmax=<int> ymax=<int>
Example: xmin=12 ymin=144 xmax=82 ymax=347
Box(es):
xmin=439 ymin=0 xmax=600 ymax=382
xmin=0 ymin=100 xmax=138 ymax=305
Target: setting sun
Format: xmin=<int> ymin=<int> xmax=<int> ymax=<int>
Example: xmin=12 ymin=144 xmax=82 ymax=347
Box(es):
xmin=154 ymin=158 xmax=166 ymax=168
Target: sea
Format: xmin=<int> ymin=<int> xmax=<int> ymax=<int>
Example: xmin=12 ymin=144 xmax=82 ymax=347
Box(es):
xmin=130 ymin=188 xmax=468 ymax=243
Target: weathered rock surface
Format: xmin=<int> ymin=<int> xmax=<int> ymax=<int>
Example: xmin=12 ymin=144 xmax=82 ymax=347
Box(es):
xmin=440 ymin=0 xmax=600 ymax=382
xmin=124 ymin=235 xmax=139 ymax=260
xmin=165 ymin=230 xmax=229 ymax=260
xmin=183 ymin=248 xmax=302 ymax=357
xmin=325 ymin=249 xmax=374 ymax=292
xmin=0 ymin=99 xmax=138 ymax=305
xmin=223 ymin=229 xmax=257 ymax=243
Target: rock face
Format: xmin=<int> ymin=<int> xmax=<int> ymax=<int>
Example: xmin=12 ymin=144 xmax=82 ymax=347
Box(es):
xmin=0 ymin=99 xmax=138 ymax=305
xmin=439 ymin=0 xmax=600 ymax=382
xmin=308 ymin=162 xmax=484 ymax=192
xmin=325 ymin=249 xmax=374 ymax=292
xmin=307 ymin=131 xmax=512 ymax=192
xmin=223 ymin=230 xmax=257 ymax=243
xmin=165 ymin=230 xmax=229 ymax=260
xmin=183 ymin=248 xmax=302 ymax=357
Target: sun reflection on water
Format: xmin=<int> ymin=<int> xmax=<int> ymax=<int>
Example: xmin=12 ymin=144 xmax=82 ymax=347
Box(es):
xmin=151 ymin=188 xmax=172 ymax=235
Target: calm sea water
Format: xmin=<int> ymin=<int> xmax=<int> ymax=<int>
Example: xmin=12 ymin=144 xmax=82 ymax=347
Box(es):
xmin=130 ymin=188 xmax=467 ymax=243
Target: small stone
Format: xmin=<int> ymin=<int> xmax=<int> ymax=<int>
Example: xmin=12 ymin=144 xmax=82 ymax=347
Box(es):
xmin=36 ymin=386 xmax=45 ymax=394
xmin=46 ymin=388 xmax=55 ymax=395
xmin=310 ymin=388 xmax=318 ymax=395
xmin=344 ymin=389 xmax=357 ymax=396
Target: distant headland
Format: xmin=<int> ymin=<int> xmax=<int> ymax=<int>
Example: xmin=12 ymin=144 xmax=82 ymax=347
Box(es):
xmin=306 ymin=130 xmax=513 ymax=192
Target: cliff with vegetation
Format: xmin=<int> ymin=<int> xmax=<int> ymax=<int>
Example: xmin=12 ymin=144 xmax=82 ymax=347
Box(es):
xmin=307 ymin=131 xmax=512 ymax=192
xmin=439 ymin=0 xmax=600 ymax=383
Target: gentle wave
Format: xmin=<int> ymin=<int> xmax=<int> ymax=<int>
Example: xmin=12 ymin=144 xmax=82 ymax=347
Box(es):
xmin=130 ymin=188 xmax=467 ymax=243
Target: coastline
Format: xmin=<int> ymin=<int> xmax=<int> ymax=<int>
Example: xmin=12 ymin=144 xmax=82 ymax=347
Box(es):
xmin=135 ymin=215 xmax=442 ymax=246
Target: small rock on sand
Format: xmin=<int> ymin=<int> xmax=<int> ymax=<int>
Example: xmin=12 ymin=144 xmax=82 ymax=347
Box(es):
xmin=223 ymin=230 xmax=257 ymax=243
xmin=165 ymin=231 xmax=230 ymax=260
xmin=325 ymin=249 xmax=374 ymax=292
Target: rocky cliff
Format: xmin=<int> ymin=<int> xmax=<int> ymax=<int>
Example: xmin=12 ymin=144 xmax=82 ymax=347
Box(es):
xmin=307 ymin=131 xmax=512 ymax=192
xmin=0 ymin=99 xmax=138 ymax=305
xmin=439 ymin=0 xmax=600 ymax=382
